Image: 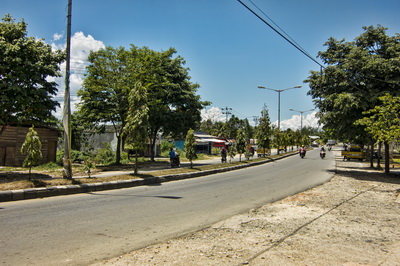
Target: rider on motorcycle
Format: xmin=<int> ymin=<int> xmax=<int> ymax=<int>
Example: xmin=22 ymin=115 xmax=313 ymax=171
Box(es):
xmin=221 ymin=148 xmax=227 ymax=163
xmin=320 ymin=146 xmax=326 ymax=158
xmin=299 ymin=146 xmax=306 ymax=158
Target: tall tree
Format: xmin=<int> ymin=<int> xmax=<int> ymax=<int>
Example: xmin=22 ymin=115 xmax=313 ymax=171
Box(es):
xmin=123 ymin=82 xmax=149 ymax=174
xmin=21 ymin=126 xmax=42 ymax=180
xmin=305 ymin=25 xmax=400 ymax=144
xmin=184 ymin=128 xmax=197 ymax=168
xmin=255 ymin=106 xmax=272 ymax=156
xmin=136 ymin=47 xmax=209 ymax=160
xmin=355 ymin=93 xmax=400 ymax=174
xmin=78 ymin=45 xmax=208 ymax=162
xmin=0 ymin=14 xmax=64 ymax=133
xmin=236 ymin=128 xmax=246 ymax=162
xmin=78 ymin=46 xmax=129 ymax=164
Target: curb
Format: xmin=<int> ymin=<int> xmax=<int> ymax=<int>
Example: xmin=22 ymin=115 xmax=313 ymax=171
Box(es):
xmin=0 ymin=153 xmax=296 ymax=202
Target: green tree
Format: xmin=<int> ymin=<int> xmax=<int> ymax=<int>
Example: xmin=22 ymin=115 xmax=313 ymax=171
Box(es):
xmin=133 ymin=46 xmax=209 ymax=161
xmin=78 ymin=46 xmax=129 ymax=165
xmin=236 ymin=128 xmax=246 ymax=162
xmin=305 ymin=25 xmax=400 ymax=144
xmin=0 ymin=14 xmax=64 ymax=133
xmin=227 ymin=143 xmax=236 ymax=163
xmin=78 ymin=45 xmax=208 ymax=163
xmin=20 ymin=126 xmax=42 ymax=180
xmin=355 ymin=93 xmax=400 ymax=174
xmin=123 ymin=82 xmax=149 ymax=174
xmin=184 ymin=128 xmax=197 ymax=168
xmin=255 ymin=106 xmax=272 ymax=156
xmin=242 ymin=118 xmax=254 ymax=140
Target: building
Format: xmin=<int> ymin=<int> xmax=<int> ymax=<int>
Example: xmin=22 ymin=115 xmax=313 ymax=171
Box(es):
xmin=0 ymin=125 xmax=59 ymax=167
xmin=174 ymin=132 xmax=229 ymax=155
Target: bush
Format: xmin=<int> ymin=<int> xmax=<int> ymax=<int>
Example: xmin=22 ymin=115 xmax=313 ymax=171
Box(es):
xmin=94 ymin=143 xmax=115 ymax=165
xmin=161 ymin=140 xmax=175 ymax=153
xmin=56 ymin=149 xmax=86 ymax=165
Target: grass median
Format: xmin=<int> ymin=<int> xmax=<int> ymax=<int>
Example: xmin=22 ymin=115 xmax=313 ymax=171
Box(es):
xmin=0 ymin=154 xmax=288 ymax=191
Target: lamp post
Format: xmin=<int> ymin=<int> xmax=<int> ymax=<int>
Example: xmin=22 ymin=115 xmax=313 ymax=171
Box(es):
xmin=289 ymin=108 xmax=315 ymax=131
xmin=258 ymin=85 xmax=301 ymax=154
xmin=258 ymin=85 xmax=302 ymax=130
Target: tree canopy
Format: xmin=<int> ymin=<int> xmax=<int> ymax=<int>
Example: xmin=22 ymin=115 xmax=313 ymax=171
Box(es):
xmin=255 ymin=105 xmax=272 ymax=154
xmin=77 ymin=45 xmax=208 ymax=162
xmin=305 ymin=25 xmax=400 ymax=144
xmin=0 ymin=14 xmax=64 ymax=132
xmin=356 ymin=93 xmax=400 ymax=143
xmin=355 ymin=93 xmax=400 ymax=174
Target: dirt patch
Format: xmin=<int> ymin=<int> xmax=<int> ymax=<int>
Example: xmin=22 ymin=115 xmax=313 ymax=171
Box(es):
xmin=94 ymin=159 xmax=400 ymax=266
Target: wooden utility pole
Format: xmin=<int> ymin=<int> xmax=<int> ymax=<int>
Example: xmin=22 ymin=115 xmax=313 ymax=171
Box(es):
xmin=63 ymin=0 xmax=72 ymax=179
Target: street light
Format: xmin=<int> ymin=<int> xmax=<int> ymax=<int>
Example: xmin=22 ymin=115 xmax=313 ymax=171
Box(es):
xmin=258 ymin=85 xmax=302 ymax=130
xmin=289 ymin=108 xmax=315 ymax=131
xmin=258 ymin=85 xmax=301 ymax=155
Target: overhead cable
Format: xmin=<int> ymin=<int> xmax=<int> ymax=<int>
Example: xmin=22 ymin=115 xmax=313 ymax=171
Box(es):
xmin=237 ymin=0 xmax=325 ymax=68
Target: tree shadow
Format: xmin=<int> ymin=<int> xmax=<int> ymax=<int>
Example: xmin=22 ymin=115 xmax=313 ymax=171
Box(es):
xmin=334 ymin=167 xmax=400 ymax=185
xmin=0 ymin=172 xmax=53 ymax=182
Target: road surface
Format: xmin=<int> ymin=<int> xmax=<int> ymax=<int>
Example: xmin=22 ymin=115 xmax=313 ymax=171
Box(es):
xmin=0 ymin=149 xmax=335 ymax=265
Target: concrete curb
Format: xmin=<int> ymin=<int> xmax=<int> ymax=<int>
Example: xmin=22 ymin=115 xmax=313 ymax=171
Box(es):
xmin=0 ymin=153 xmax=296 ymax=202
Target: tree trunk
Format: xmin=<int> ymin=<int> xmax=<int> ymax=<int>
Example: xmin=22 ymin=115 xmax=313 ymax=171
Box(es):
xmin=369 ymin=142 xmax=374 ymax=168
xmin=115 ymin=135 xmax=121 ymax=165
xmin=134 ymin=150 xmax=138 ymax=174
xmin=377 ymin=142 xmax=382 ymax=169
xmin=384 ymin=141 xmax=390 ymax=175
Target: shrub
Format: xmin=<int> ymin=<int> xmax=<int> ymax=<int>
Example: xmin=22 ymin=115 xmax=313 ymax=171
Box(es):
xmin=161 ymin=140 xmax=175 ymax=153
xmin=94 ymin=142 xmax=115 ymax=165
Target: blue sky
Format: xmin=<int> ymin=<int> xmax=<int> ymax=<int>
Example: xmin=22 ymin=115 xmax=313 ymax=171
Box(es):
xmin=3 ymin=0 xmax=400 ymax=129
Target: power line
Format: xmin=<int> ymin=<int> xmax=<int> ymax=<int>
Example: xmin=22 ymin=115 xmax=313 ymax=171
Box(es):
xmin=247 ymin=0 xmax=316 ymax=62
xmin=237 ymin=0 xmax=324 ymax=68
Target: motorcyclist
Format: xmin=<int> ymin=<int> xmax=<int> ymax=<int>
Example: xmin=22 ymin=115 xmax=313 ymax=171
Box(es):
xmin=299 ymin=146 xmax=306 ymax=158
xmin=320 ymin=146 xmax=326 ymax=158
xmin=221 ymin=148 xmax=227 ymax=163
xmin=169 ymin=148 xmax=180 ymax=167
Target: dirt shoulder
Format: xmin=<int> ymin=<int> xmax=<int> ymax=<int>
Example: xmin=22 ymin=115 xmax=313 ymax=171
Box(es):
xmin=94 ymin=158 xmax=400 ymax=266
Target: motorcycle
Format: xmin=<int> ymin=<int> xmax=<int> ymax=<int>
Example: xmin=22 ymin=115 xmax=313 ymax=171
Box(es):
xmin=221 ymin=154 xmax=227 ymax=163
xmin=299 ymin=149 xmax=306 ymax=159
xmin=320 ymin=151 xmax=326 ymax=159
xmin=170 ymin=155 xmax=180 ymax=168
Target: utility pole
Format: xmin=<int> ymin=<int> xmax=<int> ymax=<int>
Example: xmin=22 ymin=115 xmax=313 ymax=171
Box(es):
xmin=63 ymin=0 xmax=72 ymax=179
xmin=221 ymin=106 xmax=232 ymax=122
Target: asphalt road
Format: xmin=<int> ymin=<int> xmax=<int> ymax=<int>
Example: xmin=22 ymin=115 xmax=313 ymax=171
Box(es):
xmin=0 ymin=149 xmax=335 ymax=265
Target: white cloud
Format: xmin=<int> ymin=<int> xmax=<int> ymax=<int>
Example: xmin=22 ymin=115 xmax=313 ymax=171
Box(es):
xmin=53 ymin=33 xmax=63 ymax=41
xmin=50 ymin=32 xmax=105 ymax=119
xmin=279 ymin=111 xmax=320 ymax=131
xmin=201 ymin=107 xmax=225 ymax=122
